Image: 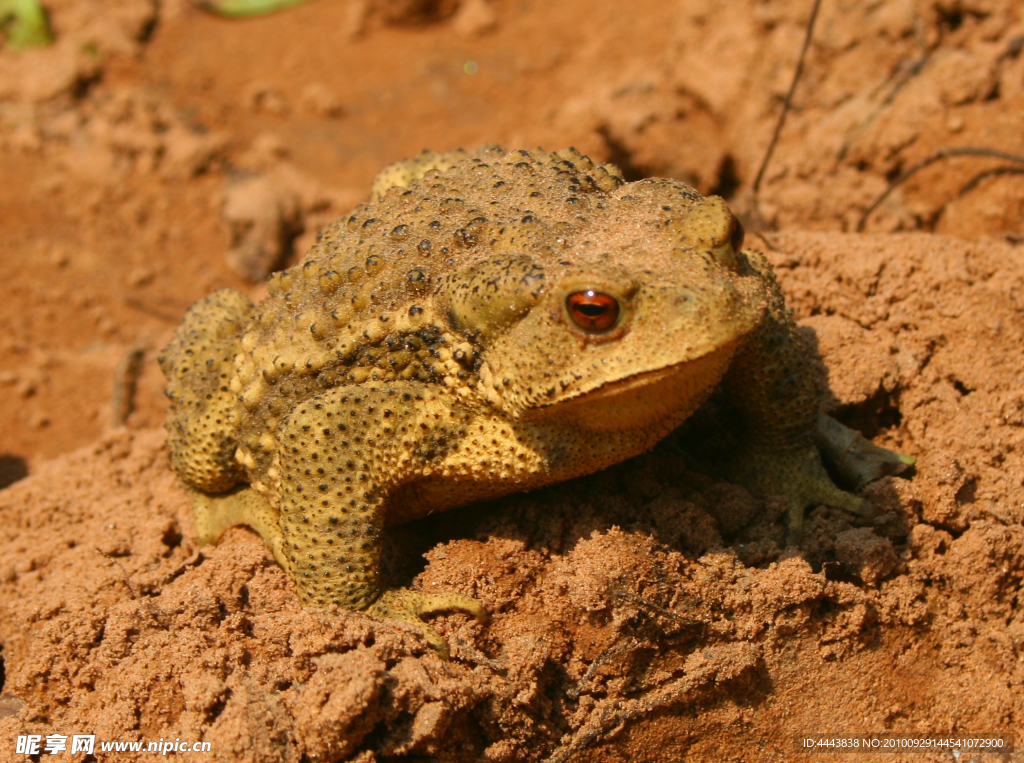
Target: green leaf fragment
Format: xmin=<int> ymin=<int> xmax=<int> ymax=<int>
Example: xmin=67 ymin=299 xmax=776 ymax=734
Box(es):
xmin=198 ymin=0 xmax=313 ymax=18
xmin=0 ymin=0 xmax=53 ymax=51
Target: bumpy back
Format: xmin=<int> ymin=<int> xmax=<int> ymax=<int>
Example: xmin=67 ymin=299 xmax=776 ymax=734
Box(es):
xmin=159 ymin=289 xmax=255 ymax=492
xmin=229 ymin=147 xmax=628 ymax=477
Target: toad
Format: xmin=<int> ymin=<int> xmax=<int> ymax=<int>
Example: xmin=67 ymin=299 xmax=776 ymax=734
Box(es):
xmin=160 ymin=146 xmax=912 ymax=654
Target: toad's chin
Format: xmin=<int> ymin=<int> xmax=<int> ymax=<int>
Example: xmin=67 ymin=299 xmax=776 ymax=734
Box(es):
xmin=541 ymin=341 xmax=740 ymax=432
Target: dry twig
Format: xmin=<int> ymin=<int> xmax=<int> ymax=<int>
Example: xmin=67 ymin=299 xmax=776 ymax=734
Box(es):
xmin=751 ymin=0 xmax=823 ymax=198
xmin=111 ymin=345 xmax=147 ymax=428
xmin=123 ymin=295 xmax=189 ymax=323
xmin=857 ymin=147 xmax=1024 ymax=232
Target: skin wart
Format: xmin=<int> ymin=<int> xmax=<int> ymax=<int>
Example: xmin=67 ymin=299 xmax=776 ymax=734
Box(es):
xmin=159 ymin=146 xmax=913 ymax=655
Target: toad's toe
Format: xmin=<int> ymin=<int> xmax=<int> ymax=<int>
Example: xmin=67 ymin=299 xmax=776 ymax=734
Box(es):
xmin=368 ymin=589 xmax=488 ymax=660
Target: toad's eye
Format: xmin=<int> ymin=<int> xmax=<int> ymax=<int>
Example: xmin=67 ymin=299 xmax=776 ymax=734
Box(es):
xmin=566 ymin=290 xmax=620 ymax=332
xmin=729 ymin=216 xmax=745 ymax=253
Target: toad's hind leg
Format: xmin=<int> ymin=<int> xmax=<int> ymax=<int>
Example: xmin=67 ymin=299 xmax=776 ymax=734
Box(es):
xmin=186 ymin=485 xmax=288 ymax=568
xmin=275 ymin=382 xmax=486 ymax=658
xmin=159 ymin=289 xmax=254 ymax=493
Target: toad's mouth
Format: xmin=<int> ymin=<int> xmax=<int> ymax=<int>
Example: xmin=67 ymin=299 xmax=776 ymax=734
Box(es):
xmin=536 ymin=340 xmax=741 ymax=432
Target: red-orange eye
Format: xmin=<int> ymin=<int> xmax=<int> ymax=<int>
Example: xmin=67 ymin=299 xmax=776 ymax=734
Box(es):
xmin=566 ymin=290 xmax=620 ymax=332
xmin=729 ymin=216 xmax=745 ymax=253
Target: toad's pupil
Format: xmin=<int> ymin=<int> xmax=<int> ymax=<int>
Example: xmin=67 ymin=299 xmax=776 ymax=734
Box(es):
xmin=566 ymin=290 xmax=619 ymax=332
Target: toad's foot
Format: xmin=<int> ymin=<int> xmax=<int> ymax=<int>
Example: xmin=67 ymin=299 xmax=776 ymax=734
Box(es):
xmin=368 ymin=589 xmax=489 ymax=660
xmin=816 ymin=413 xmax=915 ymax=491
xmin=728 ymin=439 xmax=894 ymax=546
xmin=186 ymin=485 xmax=288 ymax=567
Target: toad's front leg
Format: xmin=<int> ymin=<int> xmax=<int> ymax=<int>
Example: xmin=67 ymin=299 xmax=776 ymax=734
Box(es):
xmin=722 ymin=253 xmax=913 ymax=542
xmin=275 ymin=382 xmax=486 ymax=657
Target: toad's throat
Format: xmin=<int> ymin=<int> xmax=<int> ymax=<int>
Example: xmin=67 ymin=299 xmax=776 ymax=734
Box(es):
xmin=537 ymin=340 xmax=741 ymax=432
